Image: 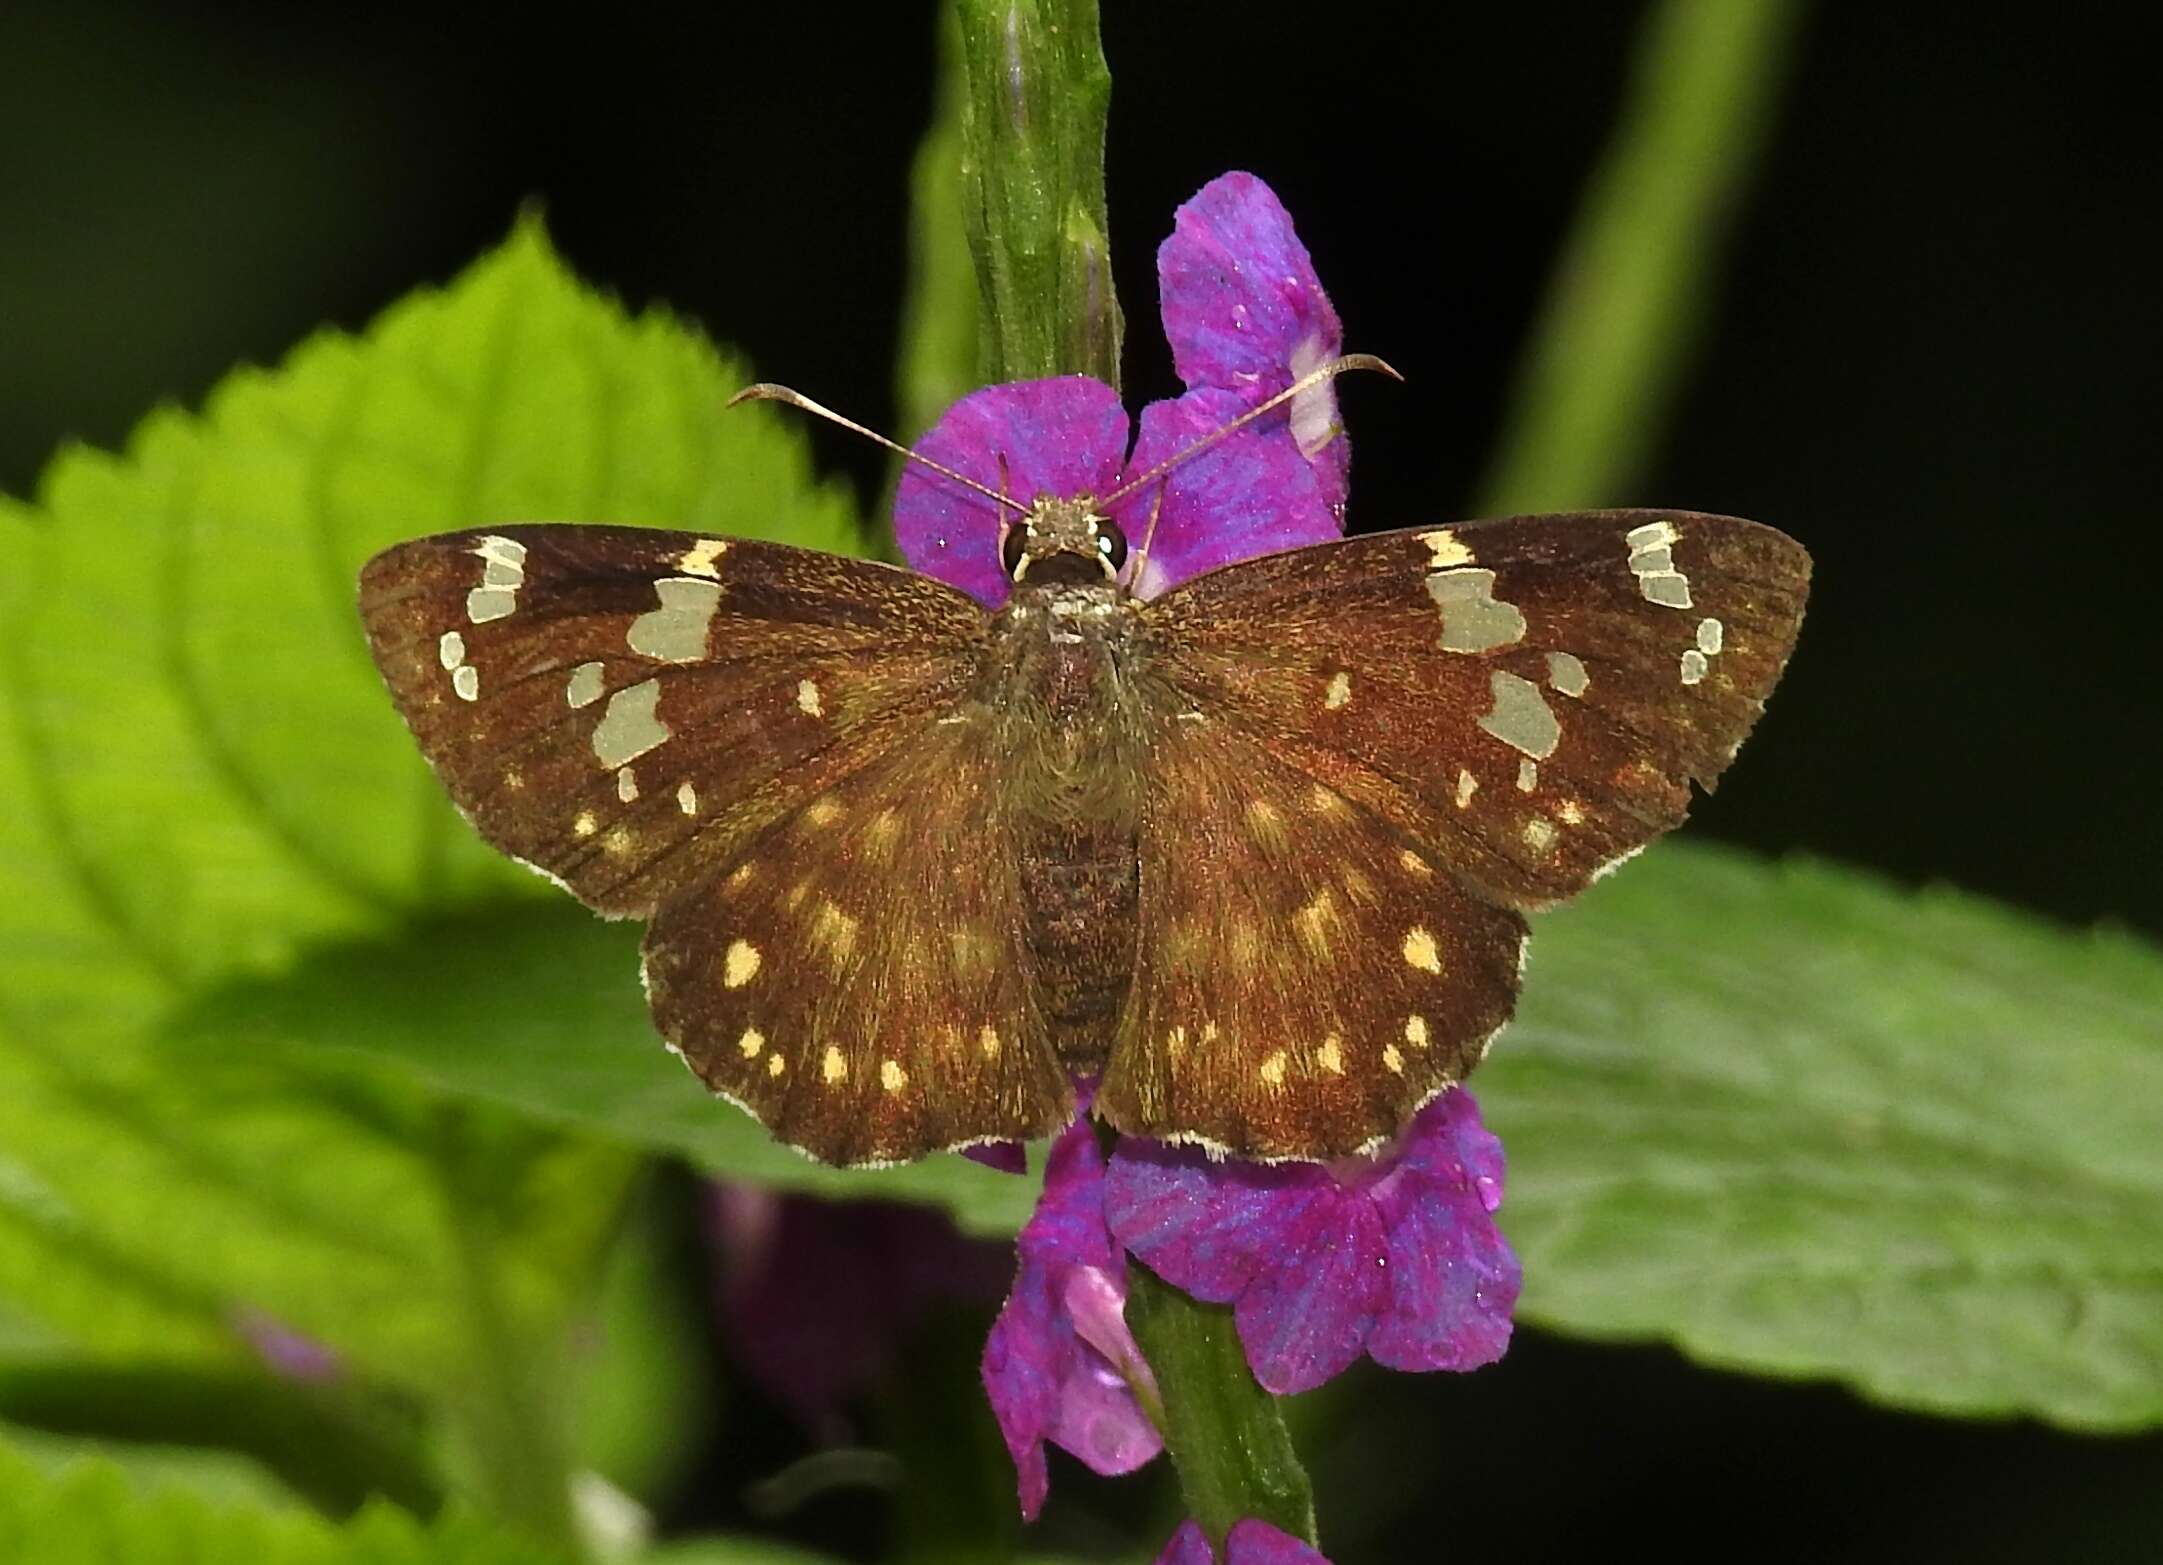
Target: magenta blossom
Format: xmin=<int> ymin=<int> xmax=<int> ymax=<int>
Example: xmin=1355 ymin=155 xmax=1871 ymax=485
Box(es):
xmin=897 ymin=171 xmax=1347 ymax=603
xmin=1157 ymin=1519 xmax=1331 ymax=1565
xmin=1106 ymin=1091 xmax=1520 ymax=1396
xmin=980 ymin=1109 xmax=1163 ymax=1520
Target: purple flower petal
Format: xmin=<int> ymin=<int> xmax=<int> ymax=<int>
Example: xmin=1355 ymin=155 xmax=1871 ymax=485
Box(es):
xmin=1157 ymin=172 xmax=1349 ymax=508
xmin=1104 ymin=1138 xmax=1333 ymax=1303
xmin=1232 ymin=1197 xmax=1388 ymax=1395
xmin=1114 ymin=387 xmax=1338 ymax=598
xmin=1155 ymin=1520 xmax=1216 ymax=1565
xmin=1225 ymin=1519 xmax=1333 ymax=1565
xmin=896 ymin=376 xmax=1130 ymax=605
xmin=982 ymin=1115 xmax=1162 ymax=1519
xmin=1366 ymin=1093 xmax=1521 ymax=1373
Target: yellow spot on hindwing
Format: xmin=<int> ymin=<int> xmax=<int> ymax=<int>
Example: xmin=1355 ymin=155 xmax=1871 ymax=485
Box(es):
xmin=1292 ymin=889 xmax=1339 ymax=956
xmin=1405 ymin=1014 xmax=1430 ymax=1049
xmin=573 ymin=811 xmax=598 ymax=838
xmin=880 ymin=1059 xmax=907 ymax=1092
xmin=723 ymin=940 xmax=761 ymax=988
xmin=979 ymin=1025 xmax=1001 ymax=1059
xmin=1523 ymin=817 xmax=1558 ymax=852
xmin=1246 ymin=798 xmax=1287 ymax=847
xmin=803 ymin=798 xmax=843 ymax=828
xmin=1400 ymin=848 xmax=1432 ymax=875
xmin=796 ymin=679 xmax=824 ymax=717
xmin=1383 ymin=1044 xmax=1405 ymax=1075
xmin=1402 ymin=927 xmax=1443 ymax=973
xmin=1323 ymin=671 xmax=1352 ymax=709
xmin=822 ymin=1046 xmax=847 ymax=1083
xmin=810 ymin=900 xmax=860 ymax=960
xmin=767 ymin=1053 xmax=785 ymax=1077
xmin=1259 ymin=1050 xmax=1289 ymax=1087
xmin=1317 ymin=1035 xmax=1345 ymax=1075
xmin=737 ymin=1028 xmax=764 ymax=1059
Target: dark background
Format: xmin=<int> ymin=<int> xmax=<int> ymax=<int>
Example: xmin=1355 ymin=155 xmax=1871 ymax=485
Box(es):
xmin=4 ymin=2 xmax=2157 ymax=1559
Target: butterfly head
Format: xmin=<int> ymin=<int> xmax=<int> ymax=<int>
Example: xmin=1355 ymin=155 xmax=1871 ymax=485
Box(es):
xmin=999 ymin=495 xmax=1130 ymax=589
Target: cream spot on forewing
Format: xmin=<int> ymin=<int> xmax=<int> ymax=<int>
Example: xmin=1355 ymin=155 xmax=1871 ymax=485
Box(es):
xmin=1524 ymin=817 xmax=1558 ymax=853
xmin=616 ymin=767 xmax=638 ymax=803
xmin=573 ymin=811 xmax=598 ymax=838
xmin=1400 ymin=848 xmax=1432 ymax=875
xmin=1383 ymin=1044 xmax=1406 ymax=1075
xmin=797 ymin=679 xmax=824 ymax=717
xmin=1324 ymin=671 xmax=1352 ymax=710
xmin=677 ymin=780 xmax=698 ymax=815
xmin=1680 ymin=649 xmax=1709 ymax=685
xmin=465 ymin=535 xmax=527 ymax=623
xmin=1547 ymin=650 xmax=1590 ymax=697
xmin=1455 ymin=768 xmax=1478 ymax=809
xmin=566 ymin=662 xmax=606 ymax=708
xmin=602 ymin=826 xmax=634 ymax=856
xmin=822 ymin=1046 xmax=847 ymax=1084
xmin=1517 ymin=758 xmax=1539 ymax=793
xmin=767 ymin=1052 xmax=785 ymax=1078
xmin=1478 ymin=670 xmax=1562 ymax=759
xmin=1626 ymin=520 xmax=1692 ymax=609
xmin=1426 ymin=568 xmax=1528 ymax=653
xmin=592 ymin=679 xmax=670 ymax=768
xmin=811 ymin=900 xmax=860 ymax=960
xmin=1317 ymin=1035 xmax=1345 ymax=1075
xmin=737 ymin=1028 xmax=764 ymax=1059
xmin=1259 ymin=1049 xmax=1289 ymax=1087
xmin=1417 ymin=528 xmax=1476 ymax=568
xmin=881 ymin=1059 xmax=907 ymax=1093
xmin=627 ymin=577 xmax=723 ymax=662
xmin=979 ymin=1024 xmax=1001 ymax=1059
xmin=1697 ymin=617 xmax=1725 ymax=654
xmin=1559 ymin=799 xmax=1585 ymax=825
xmin=438 ymin=631 xmax=466 ymax=670
xmin=677 ymin=538 xmax=729 ymax=578
xmin=803 ymin=798 xmax=842 ymax=827
xmin=452 ymin=665 xmax=480 ymax=702
xmin=1402 ymin=926 xmax=1443 ymax=973
xmin=1292 ymin=889 xmax=1339 ymax=957
xmin=723 ymin=940 xmax=761 ymax=988
xmin=1405 ymin=1014 xmax=1430 ymax=1049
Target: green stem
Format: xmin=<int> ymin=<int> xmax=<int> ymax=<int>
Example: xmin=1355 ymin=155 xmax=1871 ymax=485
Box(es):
xmin=951 ymin=0 xmax=1122 ymax=387
xmin=1124 ymin=1266 xmax=1318 ymax=1550
xmin=1475 ymin=0 xmax=1805 ymax=513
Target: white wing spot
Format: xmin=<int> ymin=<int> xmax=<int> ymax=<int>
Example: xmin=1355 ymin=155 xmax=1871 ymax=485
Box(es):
xmin=1517 ymin=758 xmax=1538 ymax=793
xmin=677 ymin=538 xmax=730 ymax=578
xmin=1626 ymin=520 xmax=1692 ymax=609
xmin=616 ymin=767 xmax=638 ymax=803
xmin=1680 ymin=649 xmax=1710 ymax=685
xmin=592 ymin=679 xmax=670 ymax=768
xmin=1697 ymin=617 xmax=1725 ymax=654
xmin=573 ymin=811 xmax=597 ymax=838
xmin=1402 ymin=927 xmax=1443 ymax=974
xmin=797 ymin=679 xmax=824 ymax=717
xmin=1547 ymin=651 xmax=1590 ymax=697
xmin=677 ymin=780 xmax=698 ymax=815
xmin=628 ymin=577 xmax=723 ymax=663
xmin=1478 ymin=671 xmax=1562 ymax=759
xmin=465 ymin=535 xmax=527 ymax=624
xmin=452 ymin=665 xmax=480 ymax=702
xmin=437 ymin=631 xmax=466 ymax=670
xmin=723 ymin=940 xmax=761 ymax=988
xmin=1455 ymin=768 xmax=1478 ymax=809
xmin=566 ymin=662 xmax=606 ymax=708
xmin=1323 ymin=671 xmax=1352 ymax=710
xmin=1524 ymin=817 xmax=1558 ymax=853
xmin=1427 ymin=568 xmax=1528 ymax=653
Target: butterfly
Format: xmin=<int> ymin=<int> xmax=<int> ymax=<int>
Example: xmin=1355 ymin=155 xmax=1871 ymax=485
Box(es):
xmin=359 ymin=385 xmax=1808 ymax=1169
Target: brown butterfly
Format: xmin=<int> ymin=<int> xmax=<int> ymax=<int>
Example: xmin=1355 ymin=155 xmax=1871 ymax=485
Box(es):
xmin=359 ymin=379 xmax=1808 ymax=1168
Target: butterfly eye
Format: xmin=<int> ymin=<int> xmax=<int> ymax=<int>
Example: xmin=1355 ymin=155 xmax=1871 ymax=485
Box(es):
xmin=1095 ymin=519 xmax=1129 ymax=573
xmin=999 ymin=522 xmax=1029 ymax=578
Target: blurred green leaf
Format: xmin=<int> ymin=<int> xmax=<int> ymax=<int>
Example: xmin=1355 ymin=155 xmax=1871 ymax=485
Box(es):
xmin=167 ymin=908 xmax=1037 ymax=1237
xmin=641 ymin=1541 xmax=848 ymax=1565
xmin=1485 ymin=843 xmax=2163 ymax=1430
xmin=0 ymin=1432 xmax=574 ymax=1565
xmin=895 ymin=6 xmax=981 ymax=448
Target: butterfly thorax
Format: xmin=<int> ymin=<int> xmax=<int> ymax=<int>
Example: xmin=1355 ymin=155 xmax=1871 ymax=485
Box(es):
xmin=976 ymin=516 xmax=1158 ymax=1075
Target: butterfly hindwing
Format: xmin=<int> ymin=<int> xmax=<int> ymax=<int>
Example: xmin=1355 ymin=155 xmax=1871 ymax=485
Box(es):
xmin=359 ymin=526 xmax=982 ymax=916
xmin=1098 ymin=723 xmax=1528 ymax=1159
xmin=1142 ymin=510 xmax=1811 ymax=911
xmin=639 ymin=723 xmax=1073 ymax=1166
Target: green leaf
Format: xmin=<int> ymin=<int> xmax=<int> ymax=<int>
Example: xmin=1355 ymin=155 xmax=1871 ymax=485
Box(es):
xmin=895 ymin=6 xmax=982 ymax=447
xmin=641 ymin=1541 xmax=848 ymax=1565
xmin=0 ymin=1432 xmax=574 ymax=1565
xmin=166 ymin=908 xmax=1037 ymax=1238
xmin=1483 ymin=842 xmax=2163 ymax=1430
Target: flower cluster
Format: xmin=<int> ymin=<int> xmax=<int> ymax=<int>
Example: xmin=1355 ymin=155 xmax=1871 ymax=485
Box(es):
xmin=891 ymin=172 xmax=1525 ymax=1531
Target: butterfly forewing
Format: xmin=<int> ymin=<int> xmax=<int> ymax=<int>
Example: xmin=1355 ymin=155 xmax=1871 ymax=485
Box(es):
xmin=640 ymin=723 xmax=1072 ymax=1166
xmin=1143 ymin=510 xmax=1810 ymax=913
xmin=359 ymin=526 xmax=982 ymax=916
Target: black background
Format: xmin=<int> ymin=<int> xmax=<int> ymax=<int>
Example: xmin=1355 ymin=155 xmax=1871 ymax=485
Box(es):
xmin=4 ymin=2 xmax=2158 ymax=1559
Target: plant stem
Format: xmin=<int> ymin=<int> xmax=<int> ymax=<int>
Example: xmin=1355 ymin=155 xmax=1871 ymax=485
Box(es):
xmin=1476 ymin=0 xmax=1805 ymax=513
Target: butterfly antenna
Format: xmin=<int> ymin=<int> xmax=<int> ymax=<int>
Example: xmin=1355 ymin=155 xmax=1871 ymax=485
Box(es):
xmin=729 ymin=382 xmax=1026 ymax=516
xmin=1123 ymin=484 xmax=1168 ymax=592
xmin=1100 ymin=353 xmax=1401 ymax=509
